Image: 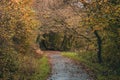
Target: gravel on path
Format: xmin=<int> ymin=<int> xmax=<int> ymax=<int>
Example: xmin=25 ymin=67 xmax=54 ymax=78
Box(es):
xmin=47 ymin=51 xmax=92 ymax=80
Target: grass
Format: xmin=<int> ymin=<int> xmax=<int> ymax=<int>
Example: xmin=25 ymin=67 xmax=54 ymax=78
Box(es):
xmin=0 ymin=48 xmax=51 ymax=80
xmin=62 ymin=52 xmax=120 ymax=80
xmin=33 ymin=56 xmax=51 ymax=80
xmin=0 ymin=52 xmax=51 ymax=80
xmin=17 ymin=54 xmax=51 ymax=80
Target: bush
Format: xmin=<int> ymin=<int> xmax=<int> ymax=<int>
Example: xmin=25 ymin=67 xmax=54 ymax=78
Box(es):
xmin=0 ymin=0 xmax=40 ymax=80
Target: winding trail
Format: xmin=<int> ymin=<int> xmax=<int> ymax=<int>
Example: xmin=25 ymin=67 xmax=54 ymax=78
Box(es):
xmin=46 ymin=51 xmax=93 ymax=80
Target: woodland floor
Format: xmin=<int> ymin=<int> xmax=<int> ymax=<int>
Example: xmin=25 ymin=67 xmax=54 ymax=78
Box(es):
xmin=45 ymin=51 xmax=93 ymax=80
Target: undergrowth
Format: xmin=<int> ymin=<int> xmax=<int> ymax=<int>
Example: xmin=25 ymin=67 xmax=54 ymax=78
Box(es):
xmin=17 ymin=54 xmax=50 ymax=80
xmin=62 ymin=52 xmax=120 ymax=80
xmin=0 ymin=53 xmax=50 ymax=80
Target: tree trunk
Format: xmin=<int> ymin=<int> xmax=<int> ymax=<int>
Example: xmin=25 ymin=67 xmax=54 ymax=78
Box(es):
xmin=94 ymin=30 xmax=102 ymax=63
xmin=61 ymin=35 xmax=67 ymax=51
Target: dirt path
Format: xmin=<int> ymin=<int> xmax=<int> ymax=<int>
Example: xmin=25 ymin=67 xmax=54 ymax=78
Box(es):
xmin=46 ymin=51 xmax=92 ymax=80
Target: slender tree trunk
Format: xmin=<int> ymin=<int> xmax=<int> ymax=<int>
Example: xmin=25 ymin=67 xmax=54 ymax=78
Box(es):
xmin=61 ymin=35 xmax=66 ymax=50
xmin=94 ymin=30 xmax=102 ymax=63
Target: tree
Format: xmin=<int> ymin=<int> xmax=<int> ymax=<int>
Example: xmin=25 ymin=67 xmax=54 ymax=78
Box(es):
xmin=79 ymin=0 xmax=120 ymax=65
xmin=0 ymin=0 xmax=38 ymax=79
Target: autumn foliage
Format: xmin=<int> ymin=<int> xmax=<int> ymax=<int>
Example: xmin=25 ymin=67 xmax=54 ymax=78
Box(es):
xmin=0 ymin=0 xmax=39 ymax=79
xmin=0 ymin=0 xmax=120 ymax=80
